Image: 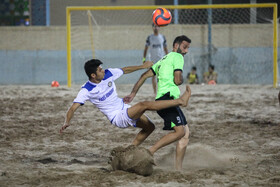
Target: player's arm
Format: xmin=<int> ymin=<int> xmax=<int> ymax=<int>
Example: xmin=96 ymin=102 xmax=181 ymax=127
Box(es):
xmin=121 ymin=61 xmax=153 ymax=74
xmin=213 ymin=73 xmax=218 ymax=82
xmin=186 ymin=73 xmax=190 ymax=83
xmin=143 ymin=46 xmax=149 ymax=63
xmin=143 ymin=36 xmax=150 ymax=63
xmin=173 ymin=55 xmax=184 ymax=85
xmin=203 ymin=73 xmax=208 ymax=83
xmin=123 ymin=69 xmax=154 ymax=103
xmin=195 ymin=74 xmax=199 ymax=84
xmin=164 ymin=46 xmax=168 ymax=55
xmin=174 ymin=70 xmax=183 ymax=85
xmin=60 ymin=102 xmax=81 ymax=133
xmin=163 ymin=35 xmax=168 ymax=55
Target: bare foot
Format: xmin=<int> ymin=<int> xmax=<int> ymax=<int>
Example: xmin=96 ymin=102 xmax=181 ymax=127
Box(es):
xmin=179 ymin=85 xmax=191 ymax=107
xmin=148 ymin=148 xmax=154 ymax=156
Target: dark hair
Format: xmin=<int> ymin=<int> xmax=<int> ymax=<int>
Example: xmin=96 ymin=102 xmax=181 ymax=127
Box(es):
xmin=192 ymin=66 xmax=197 ymax=71
xmin=173 ymin=35 xmax=191 ymax=47
xmin=209 ymin=64 xmax=215 ymax=70
xmin=84 ymin=59 xmax=103 ymax=79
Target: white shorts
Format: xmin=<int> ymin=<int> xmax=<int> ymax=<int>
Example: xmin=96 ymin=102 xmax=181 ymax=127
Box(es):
xmin=111 ymin=105 xmax=138 ymax=128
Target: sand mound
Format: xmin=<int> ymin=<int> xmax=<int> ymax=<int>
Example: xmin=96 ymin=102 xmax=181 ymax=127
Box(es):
xmin=109 ymin=145 xmax=155 ymax=176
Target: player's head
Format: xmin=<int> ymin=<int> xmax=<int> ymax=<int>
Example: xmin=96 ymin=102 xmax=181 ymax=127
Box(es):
xmin=152 ymin=23 xmax=159 ymax=34
xmin=192 ymin=66 xmax=197 ymax=72
xmin=84 ymin=59 xmax=104 ymax=80
xmin=209 ymin=64 xmax=215 ymax=72
xmin=173 ymin=35 xmax=191 ymax=56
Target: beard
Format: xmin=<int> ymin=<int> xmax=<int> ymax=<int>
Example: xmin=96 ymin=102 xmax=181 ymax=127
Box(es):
xmin=177 ymin=47 xmax=186 ymax=56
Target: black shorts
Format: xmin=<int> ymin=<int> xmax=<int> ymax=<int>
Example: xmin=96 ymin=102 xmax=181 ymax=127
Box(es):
xmin=156 ymin=92 xmax=187 ymax=130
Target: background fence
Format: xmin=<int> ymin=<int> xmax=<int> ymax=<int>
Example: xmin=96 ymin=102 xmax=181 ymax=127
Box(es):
xmin=0 ymin=0 xmax=279 ymax=85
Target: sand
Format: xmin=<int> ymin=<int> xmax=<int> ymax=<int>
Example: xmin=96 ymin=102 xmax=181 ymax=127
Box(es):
xmin=0 ymin=84 xmax=279 ymax=186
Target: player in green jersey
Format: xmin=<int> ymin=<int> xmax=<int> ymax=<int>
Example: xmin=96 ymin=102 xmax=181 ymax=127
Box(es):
xmin=124 ymin=35 xmax=192 ymax=170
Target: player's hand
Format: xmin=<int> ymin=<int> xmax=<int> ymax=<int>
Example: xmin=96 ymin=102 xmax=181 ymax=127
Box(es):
xmin=142 ymin=61 xmax=153 ymax=69
xmin=123 ymin=93 xmax=135 ymax=104
xmin=142 ymin=57 xmax=146 ymax=63
xmin=60 ymin=123 xmax=70 ymax=134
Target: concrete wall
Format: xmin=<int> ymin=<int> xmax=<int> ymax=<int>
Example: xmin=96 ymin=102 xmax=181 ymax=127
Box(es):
xmin=0 ymin=25 xmax=279 ymax=85
xmin=49 ymin=0 xmax=154 ymax=25
xmin=1 ymin=24 xmax=275 ymax=50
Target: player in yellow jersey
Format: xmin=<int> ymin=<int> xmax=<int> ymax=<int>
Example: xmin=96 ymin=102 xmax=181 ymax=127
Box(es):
xmin=187 ymin=66 xmax=199 ymax=84
xmin=203 ymin=64 xmax=218 ymax=84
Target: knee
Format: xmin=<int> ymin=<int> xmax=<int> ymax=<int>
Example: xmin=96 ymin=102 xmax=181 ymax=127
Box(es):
xmin=148 ymin=122 xmax=155 ymax=132
xmin=177 ymin=129 xmax=185 ymax=139
xmin=138 ymin=101 xmax=149 ymax=110
xmin=176 ymin=125 xmax=190 ymax=141
xmin=142 ymin=120 xmax=155 ymax=133
xmin=178 ymin=134 xmax=189 ymax=148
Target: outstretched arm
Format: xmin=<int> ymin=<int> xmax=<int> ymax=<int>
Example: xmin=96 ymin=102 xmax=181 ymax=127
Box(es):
xmin=121 ymin=61 xmax=153 ymax=74
xmin=123 ymin=69 xmax=154 ymax=103
xmin=60 ymin=102 xmax=81 ymax=133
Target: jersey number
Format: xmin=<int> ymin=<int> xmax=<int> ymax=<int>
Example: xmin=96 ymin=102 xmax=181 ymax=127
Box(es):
xmin=176 ymin=116 xmax=181 ymax=123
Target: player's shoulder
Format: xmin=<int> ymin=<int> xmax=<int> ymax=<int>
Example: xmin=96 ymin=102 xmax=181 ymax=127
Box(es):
xmin=105 ymin=68 xmax=123 ymax=77
xmin=204 ymin=72 xmax=209 ymax=76
xmin=82 ymin=81 xmax=97 ymax=92
xmin=169 ymin=52 xmax=183 ymax=60
xmin=103 ymin=69 xmax=114 ymax=80
xmin=147 ymin=34 xmax=153 ymax=39
xmin=158 ymin=33 xmax=165 ymax=38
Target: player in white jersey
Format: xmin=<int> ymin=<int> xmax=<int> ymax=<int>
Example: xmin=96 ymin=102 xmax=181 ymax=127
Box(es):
xmin=60 ymin=59 xmax=191 ymax=147
xmin=143 ymin=23 xmax=168 ymax=95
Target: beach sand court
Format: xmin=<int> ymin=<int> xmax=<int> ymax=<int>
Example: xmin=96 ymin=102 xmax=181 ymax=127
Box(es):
xmin=0 ymin=84 xmax=279 ymax=186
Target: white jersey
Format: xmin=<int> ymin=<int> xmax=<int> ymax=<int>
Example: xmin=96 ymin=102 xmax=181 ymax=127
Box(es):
xmin=73 ymin=68 xmax=128 ymax=123
xmin=145 ymin=33 xmax=167 ymax=63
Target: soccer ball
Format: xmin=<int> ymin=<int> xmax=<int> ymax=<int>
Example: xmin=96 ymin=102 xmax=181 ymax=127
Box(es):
xmin=51 ymin=80 xmax=59 ymax=87
xmin=152 ymin=8 xmax=172 ymax=27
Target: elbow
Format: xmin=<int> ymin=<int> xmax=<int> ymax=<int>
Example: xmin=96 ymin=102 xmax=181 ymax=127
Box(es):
xmin=174 ymin=79 xmax=183 ymax=85
xmin=141 ymin=70 xmax=152 ymax=80
xmin=175 ymin=81 xmax=183 ymax=86
xmin=140 ymin=73 xmax=149 ymax=81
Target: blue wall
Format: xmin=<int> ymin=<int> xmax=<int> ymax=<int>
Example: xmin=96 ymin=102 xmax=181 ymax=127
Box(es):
xmin=0 ymin=50 xmax=67 ymax=84
xmin=0 ymin=48 xmax=279 ymax=85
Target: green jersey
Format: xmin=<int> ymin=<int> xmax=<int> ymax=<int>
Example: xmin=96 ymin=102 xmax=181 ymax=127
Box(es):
xmin=151 ymin=52 xmax=184 ymax=99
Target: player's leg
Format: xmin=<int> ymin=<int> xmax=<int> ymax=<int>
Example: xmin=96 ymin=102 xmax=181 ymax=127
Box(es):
xmin=175 ymin=125 xmax=189 ymax=170
xmin=132 ymin=114 xmax=155 ymax=146
xmin=148 ymin=125 xmax=185 ymax=155
xmin=152 ymin=76 xmax=157 ymax=95
xmin=127 ymin=85 xmax=191 ymax=120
